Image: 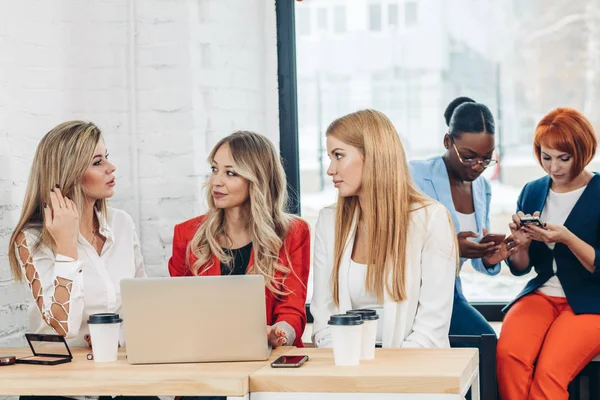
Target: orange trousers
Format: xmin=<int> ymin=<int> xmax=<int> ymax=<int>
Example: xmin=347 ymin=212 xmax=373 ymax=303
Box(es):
xmin=497 ymin=291 xmax=600 ymax=400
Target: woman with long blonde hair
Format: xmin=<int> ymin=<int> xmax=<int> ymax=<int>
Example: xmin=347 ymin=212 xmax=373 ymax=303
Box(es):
xmin=8 ymin=121 xmax=146 ymax=349
xmin=311 ymin=109 xmax=458 ymax=348
xmin=168 ymin=130 xmax=310 ymax=348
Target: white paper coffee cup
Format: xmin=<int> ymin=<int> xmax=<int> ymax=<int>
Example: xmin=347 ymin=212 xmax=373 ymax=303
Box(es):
xmin=347 ymin=309 xmax=379 ymax=360
xmin=328 ymin=313 xmax=363 ymax=366
xmin=87 ymin=313 xmax=122 ymax=363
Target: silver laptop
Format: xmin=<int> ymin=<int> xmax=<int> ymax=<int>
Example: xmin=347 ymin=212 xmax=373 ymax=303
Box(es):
xmin=120 ymin=275 xmax=270 ymax=364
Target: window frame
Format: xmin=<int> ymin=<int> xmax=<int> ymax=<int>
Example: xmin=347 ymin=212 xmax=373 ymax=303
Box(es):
xmin=276 ymin=0 xmax=507 ymax=316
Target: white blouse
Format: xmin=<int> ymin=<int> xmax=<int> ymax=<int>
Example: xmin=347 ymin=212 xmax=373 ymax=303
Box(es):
xmin=348 ymin=259 xmax=384 ymax=344
xmin=16 ymin=207 xmax=146 ymax=347
xmin=539 ymin=186 xmax=586 ymax=297
xmin=456 ymin=211 xmax=478 ymax=236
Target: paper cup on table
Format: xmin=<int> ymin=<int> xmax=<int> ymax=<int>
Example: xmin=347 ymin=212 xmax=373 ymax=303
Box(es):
xmin=87 ymin=313 xmax=122 ymax=362
xmin=328 ymin=313 xmax=363 ymax=366
xmin=347 ymin=309 xmax=379 ymax=360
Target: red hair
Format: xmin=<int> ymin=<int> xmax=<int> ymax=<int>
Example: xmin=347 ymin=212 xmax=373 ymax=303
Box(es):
xmin=534 ymin=108 xmax=597 ymax=177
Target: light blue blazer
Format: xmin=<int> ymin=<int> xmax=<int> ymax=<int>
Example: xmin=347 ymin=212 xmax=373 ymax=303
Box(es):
xmin=409 ymin=156 xmax=501 ymax=294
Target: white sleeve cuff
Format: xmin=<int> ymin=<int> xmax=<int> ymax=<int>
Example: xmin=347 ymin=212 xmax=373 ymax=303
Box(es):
xmin=314 ymin=334 xmax=333 ymax=348
xmin=273 ymin=321 xmax=296 ymax=346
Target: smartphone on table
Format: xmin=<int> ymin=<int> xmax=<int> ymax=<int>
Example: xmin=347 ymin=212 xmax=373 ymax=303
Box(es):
xmin=270 ymin=355 xmax=309 ymax=368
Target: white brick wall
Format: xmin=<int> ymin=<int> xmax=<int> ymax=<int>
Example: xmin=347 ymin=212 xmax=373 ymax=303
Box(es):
xmin=0 ymin=0 xmax=279 ymax=346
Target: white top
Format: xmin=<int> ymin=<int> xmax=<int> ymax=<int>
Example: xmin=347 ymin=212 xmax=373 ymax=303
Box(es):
xmin=311 ymin=201 xmax=457 ymax=349
xmin=538 ymin=186 xmax=586 ymax=297
xmin=348 ymin=259 xmax=384 ymax=344
xmin=16 ymin=208 xmax=146 ymax=347
xmin=456 ymin=211 xmax=478 ymax=236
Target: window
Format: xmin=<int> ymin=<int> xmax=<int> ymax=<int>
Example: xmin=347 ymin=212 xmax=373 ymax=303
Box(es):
xmin=296 ymin=7 xmax=310 ymax=36
xmin=388 ymin=3 xmax=399 ymax=27
xmin=317 ymin=8 xmax=327 ymax=31
xmin=371 ymin=69 xmax=423 ymax=147
xmin=405 ymin=1 xmax=418 ymax=26
xmin=333 ymin=6 xmax=347 ymax=33
xmin=293 ymin=1 xmax=600 ymax=304
xmin=368 ymin=4 xmax=382 ymax=32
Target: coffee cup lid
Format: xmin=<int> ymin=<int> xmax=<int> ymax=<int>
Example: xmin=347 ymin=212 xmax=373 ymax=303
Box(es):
xmin=346 ymin=309 xmax=379 ymax=321
xmin=87 ymin=313 xmax=123 ymax=324
xmin=327 ymin=313 xmax=363 ymax=326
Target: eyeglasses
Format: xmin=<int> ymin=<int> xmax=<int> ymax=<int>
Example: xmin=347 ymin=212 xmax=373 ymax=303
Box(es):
xmin=452 ymin=141 xmax=498 ymax=169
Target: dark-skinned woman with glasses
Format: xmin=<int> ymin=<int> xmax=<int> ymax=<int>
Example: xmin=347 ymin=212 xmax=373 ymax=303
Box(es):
xmin=410 ymin=97 xmax=520 ymax=398
xmin=410 ymin=97 xmax=521 ymax=336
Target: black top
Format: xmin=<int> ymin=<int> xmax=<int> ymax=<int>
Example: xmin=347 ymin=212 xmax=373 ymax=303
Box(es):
xmin=221 ymin=242 xmax=253 ymax=276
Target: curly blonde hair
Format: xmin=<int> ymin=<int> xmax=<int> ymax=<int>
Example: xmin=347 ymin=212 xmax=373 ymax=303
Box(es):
xmin=187 ymin=131 xmax=294 ymax=296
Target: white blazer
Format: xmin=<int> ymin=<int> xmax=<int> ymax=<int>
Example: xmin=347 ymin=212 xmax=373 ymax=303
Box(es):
xmin=310 ymin=201 xmax=457 ymax=348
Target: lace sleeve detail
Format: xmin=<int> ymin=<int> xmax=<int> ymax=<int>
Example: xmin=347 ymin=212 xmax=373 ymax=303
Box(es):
xmin=15 ymin=232 xmax=84 ymax=337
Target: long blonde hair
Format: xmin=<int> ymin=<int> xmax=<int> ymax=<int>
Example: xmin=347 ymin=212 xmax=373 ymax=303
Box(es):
xmin=328 ymin=109 xmax=436 ymax=305
xmin=9 ymin=121 xmax=107 ymax=281
xmin=188 ymin=131 xmax=294 ymax=296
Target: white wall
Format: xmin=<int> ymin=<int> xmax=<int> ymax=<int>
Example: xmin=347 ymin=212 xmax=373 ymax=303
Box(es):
xmin=0 ymin=0 xmax=279 ymax=346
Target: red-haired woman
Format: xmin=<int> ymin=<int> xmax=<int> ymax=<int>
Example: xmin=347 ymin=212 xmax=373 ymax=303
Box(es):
xmin=497 ymin=108 xmax=600 ymax=399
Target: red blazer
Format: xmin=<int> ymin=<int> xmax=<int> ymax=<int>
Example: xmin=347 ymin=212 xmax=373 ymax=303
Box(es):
xmin=168 ymin=215 xmax=310 ymax=347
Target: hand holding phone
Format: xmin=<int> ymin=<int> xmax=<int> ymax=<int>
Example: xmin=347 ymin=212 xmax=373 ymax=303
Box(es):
xmin=457 ymin=231 xmax=497 ymax=259
xmin=519 ymin=215 xmax=543 ymax=228
xmin=510 ymin=213 xmax=534 ymax=248
xmin=479 ymin=233 xmax=506 ymax=245
xmin=271 ymin=355 xmax=309 ymax=368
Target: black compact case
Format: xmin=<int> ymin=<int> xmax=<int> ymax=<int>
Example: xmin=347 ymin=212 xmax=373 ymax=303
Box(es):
xmin=15 ymin=333 xmax=73 ymax=365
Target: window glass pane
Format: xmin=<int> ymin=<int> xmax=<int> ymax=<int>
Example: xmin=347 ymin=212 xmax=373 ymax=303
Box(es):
xmin=369 ymin=4 xmax=382 ymax=31
xmin=405 ymin=1 xmax=418 ymax=26
xmin=296 ymin=0 xmax=600 ymax=304
xmin=317 ymin=8 xmax=328 ymax=31
xmin=296 ymin=7 xmax=311 ymax=36
xmin=388 ymin=4 xmax=399 ymax=27
xmin=333 ymin=6 xmax=347 ymax=33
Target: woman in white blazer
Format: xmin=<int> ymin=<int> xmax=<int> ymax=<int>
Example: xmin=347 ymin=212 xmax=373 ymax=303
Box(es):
xmin=311 ymin=109 xmax=459 ymax=349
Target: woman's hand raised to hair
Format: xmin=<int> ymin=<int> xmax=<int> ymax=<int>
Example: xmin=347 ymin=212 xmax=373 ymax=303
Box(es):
xmin=44 ymin=186 xmax=79 ymax=260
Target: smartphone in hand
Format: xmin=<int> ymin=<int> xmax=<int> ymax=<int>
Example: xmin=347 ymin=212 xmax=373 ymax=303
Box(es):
xmin=479 ymin=233 xmax=506 ymax=245
xmin=520 ymin=216 xmax=543 ymax=228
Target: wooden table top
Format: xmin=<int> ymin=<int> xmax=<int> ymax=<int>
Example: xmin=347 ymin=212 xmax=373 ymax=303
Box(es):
xmin=0 ymin=346 xmax=291 ymax=396
xmin=249 ymin=347 xmax=479 ymax=394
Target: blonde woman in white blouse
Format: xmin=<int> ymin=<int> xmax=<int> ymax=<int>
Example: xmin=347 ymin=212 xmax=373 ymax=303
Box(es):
xmin=311 ymin=110 xmax=459 ymax=349
xmin=8 ymin=121 xmax=146 ymax=348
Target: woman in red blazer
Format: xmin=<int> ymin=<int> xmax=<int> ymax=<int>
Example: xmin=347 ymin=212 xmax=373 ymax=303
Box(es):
xmin=168 ymin=131 xmax=310 ymax=348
